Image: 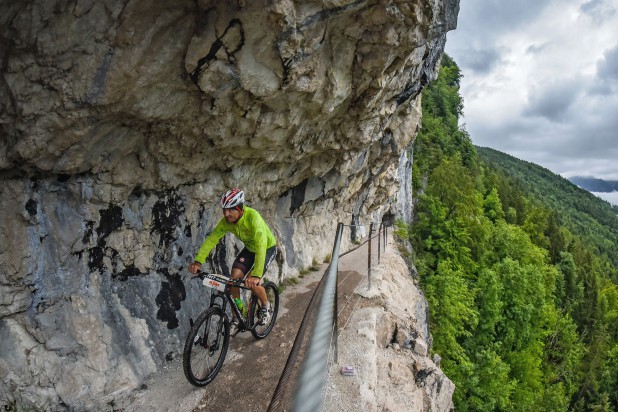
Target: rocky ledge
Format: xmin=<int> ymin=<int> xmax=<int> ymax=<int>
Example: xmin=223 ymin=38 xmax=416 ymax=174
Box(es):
xmin=325 ymin=241 xmax=454 ymax=411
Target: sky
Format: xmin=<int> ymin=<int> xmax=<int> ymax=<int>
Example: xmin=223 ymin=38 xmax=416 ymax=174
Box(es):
xmin=444 ymin=0 xmax=618 ymax=181
xmin=592 ymin=190 xmax=618 ymax=204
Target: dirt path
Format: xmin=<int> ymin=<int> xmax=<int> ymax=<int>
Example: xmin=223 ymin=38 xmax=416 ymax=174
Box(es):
xmin=118 ymin=233 xmax=385 ymax=412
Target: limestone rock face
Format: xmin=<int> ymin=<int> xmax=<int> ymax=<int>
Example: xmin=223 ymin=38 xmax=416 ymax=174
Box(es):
xmin=0 ymin=0 xmax=458 ymax=408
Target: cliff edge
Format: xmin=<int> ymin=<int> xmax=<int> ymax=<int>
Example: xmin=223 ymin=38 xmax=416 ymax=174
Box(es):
xmin=325 ymin=239 xmax=454 ymax=411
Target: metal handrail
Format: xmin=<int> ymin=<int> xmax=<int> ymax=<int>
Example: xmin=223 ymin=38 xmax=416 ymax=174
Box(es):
xmin=267 ymin=261 xmax=330 ymax=412
xmin=338 ymin=222 xmax=382 ymax=258
xmin=267 ymin=220 xmax=389 ymax=411
xmin=292 ymin=222 xmax=344 ymax=412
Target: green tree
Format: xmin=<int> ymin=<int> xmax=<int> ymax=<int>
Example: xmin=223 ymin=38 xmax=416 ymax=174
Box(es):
xmin=483 ymin=187 xmax=505 ymax=222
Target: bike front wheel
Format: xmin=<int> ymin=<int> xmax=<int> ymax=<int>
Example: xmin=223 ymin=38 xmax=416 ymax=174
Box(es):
xmin=183 ymin=306 xmax=230 ymax=387
xmin=248 ymin=280 xmax=279 ymax=339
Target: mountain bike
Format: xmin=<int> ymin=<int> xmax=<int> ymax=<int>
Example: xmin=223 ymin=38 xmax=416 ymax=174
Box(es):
xmin=183 ymin=272 xmax=279 ymax=387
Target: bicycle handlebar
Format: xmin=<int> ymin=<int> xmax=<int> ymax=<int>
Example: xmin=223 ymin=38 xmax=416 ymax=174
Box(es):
xmin=192 ymin=272 xmax=246 ymax=287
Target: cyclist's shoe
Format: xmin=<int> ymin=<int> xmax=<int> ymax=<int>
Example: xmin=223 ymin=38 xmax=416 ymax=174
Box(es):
xmin=259 ymin=307 xmax=271 ymax=326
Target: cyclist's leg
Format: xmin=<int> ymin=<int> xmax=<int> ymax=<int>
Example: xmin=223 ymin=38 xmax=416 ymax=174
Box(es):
xmin=230 ymin=248 xmax=253 ymax=300
xmin=250 ymin=275 xmax=268 ymax=306
xmin=248 ymin=246 xmax=277 ymax=307
xmin=229 ymin=268 xmax=244 ymax=300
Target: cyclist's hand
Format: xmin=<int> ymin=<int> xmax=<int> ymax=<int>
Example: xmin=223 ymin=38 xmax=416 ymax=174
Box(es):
xmin=245 ymin=276 xmax=261 ymax=289
xmin=188 ymin=262 xmax=201 ymax=275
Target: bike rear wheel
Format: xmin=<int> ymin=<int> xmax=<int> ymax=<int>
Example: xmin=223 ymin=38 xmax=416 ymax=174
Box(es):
xmin=183 ymin=306 xmax=230 ymax=386
xmin=248 ymin=281 xmax=279 ymax=339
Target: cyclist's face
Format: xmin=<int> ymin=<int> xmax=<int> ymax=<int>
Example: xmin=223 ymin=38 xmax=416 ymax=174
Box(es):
xmin=223 ymin=207 xmax=242 ymax=223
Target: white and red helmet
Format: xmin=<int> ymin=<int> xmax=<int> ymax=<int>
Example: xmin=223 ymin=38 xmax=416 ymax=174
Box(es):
xmin=220 ymin=188 xmax=245 ymax=209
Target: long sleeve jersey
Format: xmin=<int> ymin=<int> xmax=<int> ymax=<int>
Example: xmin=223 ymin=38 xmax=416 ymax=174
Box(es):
xmin=194 ymin=206 xmax=277 ymax=278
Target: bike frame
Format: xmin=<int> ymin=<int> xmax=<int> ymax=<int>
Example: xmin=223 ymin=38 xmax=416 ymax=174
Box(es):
xmin=197 ymin=273 xmax=257 ymax=333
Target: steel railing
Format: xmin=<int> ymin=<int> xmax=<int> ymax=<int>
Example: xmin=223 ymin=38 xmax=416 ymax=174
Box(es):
xmin=267 ymin=220 xmax=389 ymax=411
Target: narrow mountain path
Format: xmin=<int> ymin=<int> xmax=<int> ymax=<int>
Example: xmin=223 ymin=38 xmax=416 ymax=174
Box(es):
xmin=117 ymin=233 xmax=385 ymax=411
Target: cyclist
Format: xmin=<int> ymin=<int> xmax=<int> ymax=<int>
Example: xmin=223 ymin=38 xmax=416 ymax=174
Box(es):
xmin=188 ymin=188 xmax=277 ymax=327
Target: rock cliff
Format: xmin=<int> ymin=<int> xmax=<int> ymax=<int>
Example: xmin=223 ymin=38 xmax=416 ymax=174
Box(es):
xmin=0 ymin=0 xmax=458 ymax=409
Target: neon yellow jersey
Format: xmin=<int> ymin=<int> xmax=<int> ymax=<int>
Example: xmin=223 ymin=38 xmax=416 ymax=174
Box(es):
xmin=194 ymin=207 xmax=277 ymax=278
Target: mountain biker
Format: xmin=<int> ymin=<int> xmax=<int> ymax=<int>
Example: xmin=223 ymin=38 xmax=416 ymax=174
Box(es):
xmin=188 ymin=188 xmax=277 ymax=327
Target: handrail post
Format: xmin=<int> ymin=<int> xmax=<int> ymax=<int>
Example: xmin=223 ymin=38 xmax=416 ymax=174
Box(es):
xmin=377 ymin=222 xmax=381 ymax=264
xmin=368 ymin=222 xmax=373 ymax=290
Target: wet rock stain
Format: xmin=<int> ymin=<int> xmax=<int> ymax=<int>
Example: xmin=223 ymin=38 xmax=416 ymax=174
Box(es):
xmin=96 ymin=205 xmax=123 ymax=241
xmin=114 ymin=264 xmax=144 ymax=281
xmin=152 ymin=191 xmax=184 ymax=248
xmin=88 ymin=205 xmax=124 ymax=273
xmin=155 ymin=269 xmax=186 ymax=329
xmin=25 ymin=199 xmax=37 ymax=216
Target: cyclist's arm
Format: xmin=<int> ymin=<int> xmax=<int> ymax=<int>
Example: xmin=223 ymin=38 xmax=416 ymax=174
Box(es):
xmin=251 ymin=228 xmax=268 ymax=278
xmin=194 ymin=219 xmax=228 ymax=264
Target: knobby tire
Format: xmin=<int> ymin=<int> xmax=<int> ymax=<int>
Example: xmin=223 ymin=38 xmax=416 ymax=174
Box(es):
xmin=183 ymin=306 xmax=230 ymax=387
xmin=248 ymin=281 xmax=279 ymax=339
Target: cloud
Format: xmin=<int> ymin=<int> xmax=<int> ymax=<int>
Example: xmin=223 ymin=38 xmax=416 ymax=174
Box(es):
xmin=556 ymin=158 xmax=618 ymax=180
xmin=456 ymin=48 xmax=502 ymax=74
xmin=597 ymin=46 xmax=618 ymax=79
xmin=592 ymin=44 xmax=618 ymax=94
xmin=580 ymin=0 xmax=617 ymax=23
xmin=524 ymin=79 xmax=583 ymax=122
xmin=526 ymin=43 xmax=550 ymax=55
xmin=445 ymin=0 xmax=618 ymax=180
xmin=457 ymin=0 xmax=550 ymax=36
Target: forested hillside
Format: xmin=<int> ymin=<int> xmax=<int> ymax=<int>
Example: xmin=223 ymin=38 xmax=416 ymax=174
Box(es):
xmin=478 ymin=147 xmax=618 ymax=268
xmin=406 ymin=54 xmax=618 ymax=411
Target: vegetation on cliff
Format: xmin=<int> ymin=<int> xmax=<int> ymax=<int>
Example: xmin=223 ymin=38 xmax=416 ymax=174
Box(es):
xmin=408 ymin=55 xmax=618 ymax=411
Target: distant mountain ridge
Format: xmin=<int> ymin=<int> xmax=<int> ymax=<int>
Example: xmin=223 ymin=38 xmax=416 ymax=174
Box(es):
xmin=568 ymin=176 xmax=618 ymax=192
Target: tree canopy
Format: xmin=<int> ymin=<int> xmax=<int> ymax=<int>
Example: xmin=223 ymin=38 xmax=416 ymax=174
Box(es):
xmin=407 ymin=54 xmax=618 ymax=411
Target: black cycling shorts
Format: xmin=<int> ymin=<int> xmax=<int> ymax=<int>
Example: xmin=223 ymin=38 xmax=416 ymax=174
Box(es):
xmin=232 ymin=246 xmax=276 ymax=278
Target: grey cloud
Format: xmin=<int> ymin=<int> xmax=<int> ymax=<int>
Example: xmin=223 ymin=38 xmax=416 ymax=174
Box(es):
xmin=580 ymin=0 xmax=617 ymax=22
xmin=456 ymin=48 xmax=501 ymax=74
xmin=467 ymin=99 xmax=618 ymax=178
xmin=460 ymin=0 xmax=549 ymax=35
xmin=549 ymin=158 xmax=618 ymax=180
xmin=464 ymin=117 xmax=540 ymax=151
xmin=526 ymin=43 xmax=549 ymax=55
xmin=524 ymin=80 xmax=582 ymax=121
xmin=597 ymin=45 xmax=618 ymax=81
xmin=552 ymin=155 xmax=618 ymax=180
xmin=589 ymin=82 xmax=615 ymax=95
xmin=529 ymin=98 xmax=618 ymax=151
xmin=446 ymin=0 xmax=550 ymax=55
xmin=589 ymin=45 xmax=618 ymax=95
xmin=497 ymin=123 xmax=618 ymax=179
xmin=446 ymin=0 xmax=618 ymax=181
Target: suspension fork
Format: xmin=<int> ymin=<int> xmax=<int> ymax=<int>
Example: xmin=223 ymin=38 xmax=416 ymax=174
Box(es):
xmin=198 ymin=291 xmax=226 ymax=349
